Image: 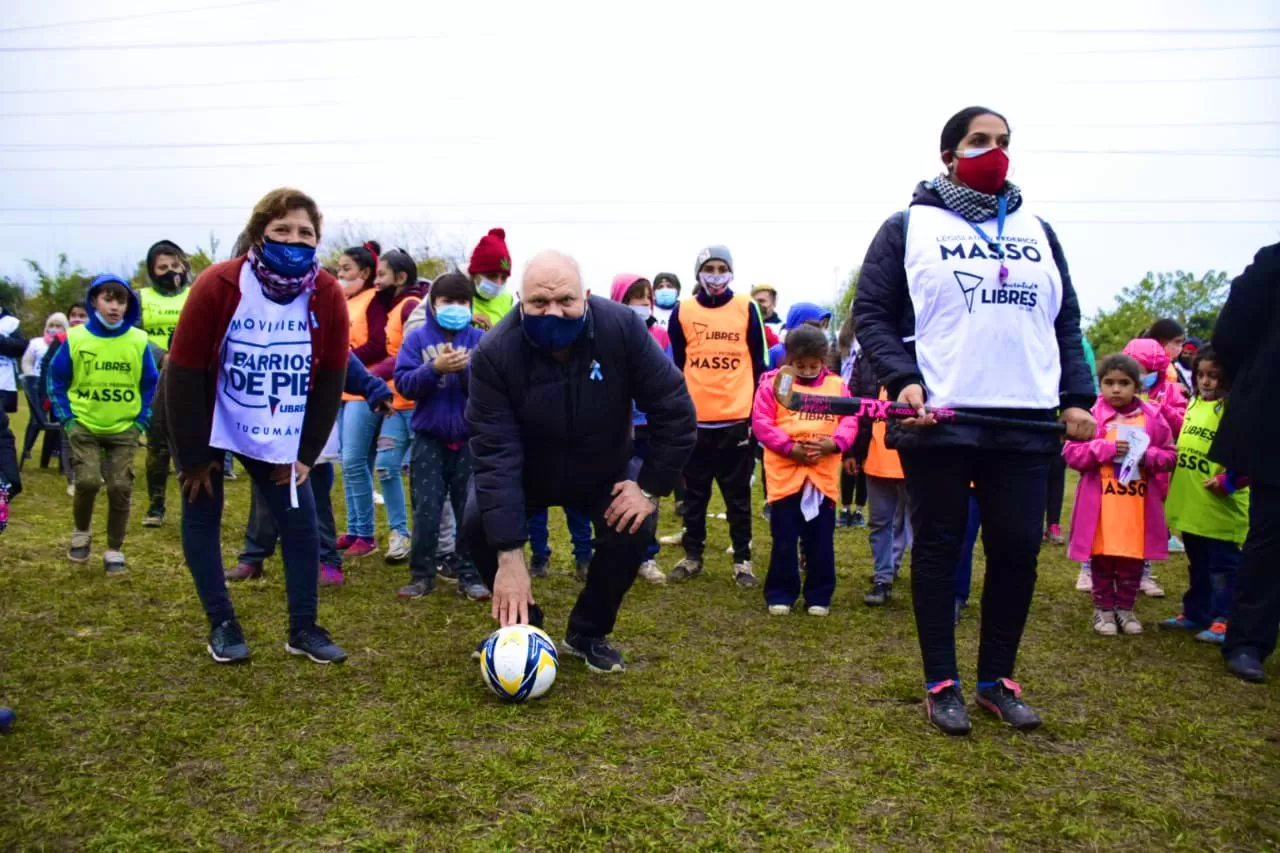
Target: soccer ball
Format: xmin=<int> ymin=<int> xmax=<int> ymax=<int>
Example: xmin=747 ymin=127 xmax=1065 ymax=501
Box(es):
xmin=480 ymin=625 xmax=559 ymax=702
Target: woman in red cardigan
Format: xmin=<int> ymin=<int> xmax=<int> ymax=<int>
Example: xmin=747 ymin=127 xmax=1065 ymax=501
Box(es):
xmin=165 ymin=187 xmax=350 ymax=666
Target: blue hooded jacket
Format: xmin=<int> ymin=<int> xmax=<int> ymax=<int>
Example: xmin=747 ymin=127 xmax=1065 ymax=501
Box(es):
xmin=767 ymin=302 xmax=832 ymax=366
xmin=394 ymin=304 xmax=485 ymax=444
xmin=47 ymin=274 xmax=159 ymax=432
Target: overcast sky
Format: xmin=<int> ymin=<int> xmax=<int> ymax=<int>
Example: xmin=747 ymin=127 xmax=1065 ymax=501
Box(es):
xmin=1 ymin=0 xmax=1277 ymax=319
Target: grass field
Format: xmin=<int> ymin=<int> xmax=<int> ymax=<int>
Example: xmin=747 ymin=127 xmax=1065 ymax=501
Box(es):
xmin=2 ymin=406 xmax=1279 ymax=851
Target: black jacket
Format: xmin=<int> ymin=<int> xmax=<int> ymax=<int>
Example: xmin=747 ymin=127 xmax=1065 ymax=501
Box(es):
xmin=848 ymin=352 xmax=881 ymax=462
xmin=1209 ymin=241 xmax=1280 ymax=486
xmin=852 ymin=181 xmax=1095 ymax=454
xmin=466 ymin=296 xmax=697 ymax=550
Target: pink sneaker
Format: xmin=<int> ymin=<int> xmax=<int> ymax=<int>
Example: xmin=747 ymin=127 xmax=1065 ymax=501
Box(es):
xmin=342 ymin=537 xmax=378 ymax=559
xmin=1047 ymin=523 xmax=1064 ymax=545
xmin=335 ymin=534 xmax=357 ymax=552
xmin=0 ymin=482 xmax=10 ymax=534
xmin=319 ymin=564 xmax=345 ymax=586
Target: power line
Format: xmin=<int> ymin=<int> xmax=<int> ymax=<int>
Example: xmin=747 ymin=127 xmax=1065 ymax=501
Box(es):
xmin=1009 ymin=27 xmax=1280 ymax=34
xmin=0 ymin=101 xmax=363 ymax=119
xmin=0 ymin=160 xmax=383 ymax=173
xmin=0 ymin=34 xmax=447 ymax=53
xmin=0 ymin=0 xmax=277 ymax=34
xmin=1020 ymin=120 xmax=1280 ymax=129
xmin=5 ymin=200 xmax=1280 ymax=213
xmin=1 ymin=219 xmax=1277 ymax=228
xmin=1041 ymin=75 xmax=1280 ymax=85
xmin=0 ymin=76 xmax=365 ymax=95
xmin=1047 ymin=42 xmax=1280 ymax=55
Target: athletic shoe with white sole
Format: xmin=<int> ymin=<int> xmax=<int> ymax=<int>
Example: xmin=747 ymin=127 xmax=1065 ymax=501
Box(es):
xmin=768 ymin=604 xmax=791 ymax=616
xmin=285 ymin=625 xmax=347 ymax=664
xmin=637 ymin=560 xmax=666 ymax=584
xmin=1115 ymin=609 xmax=1144 ymax=635
xmin=207 ymin=619 xmax=250 ymax=664
xmin=384 ymin=530 xmax=411 ymax=563
xmin=562 ymin=632 xmax=625 ymax=673
xmin=807 ymin=606 xmax=830 ymax=617
xmin=1093 ymin=608 xmax=1118 ymax=636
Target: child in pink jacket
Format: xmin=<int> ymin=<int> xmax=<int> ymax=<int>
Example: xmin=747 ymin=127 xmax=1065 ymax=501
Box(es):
xmin=1064 ymin=353 xmax=1177 ymax=637
xmin=752 ymin=326 xmax=858 ymax=616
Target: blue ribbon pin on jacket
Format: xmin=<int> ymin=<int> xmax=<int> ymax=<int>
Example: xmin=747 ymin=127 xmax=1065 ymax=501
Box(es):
xmin=589 ymin=360 xmax=603 ymax=381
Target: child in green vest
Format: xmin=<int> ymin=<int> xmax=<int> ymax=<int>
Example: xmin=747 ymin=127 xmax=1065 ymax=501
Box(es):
xmin=1161 ymin=346 xmax=1250 ymax=644
xmin=47 ymin=275 xmax=159 ymax=574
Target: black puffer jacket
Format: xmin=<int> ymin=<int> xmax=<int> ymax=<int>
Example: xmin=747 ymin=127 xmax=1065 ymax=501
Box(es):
xmin=1209 ymin=241 xmax=1280 ymax=486
xmin=852 ymin=181 xmax=1095 ymax=453
xmin=466 ymin=296 xmax=697 ymax=550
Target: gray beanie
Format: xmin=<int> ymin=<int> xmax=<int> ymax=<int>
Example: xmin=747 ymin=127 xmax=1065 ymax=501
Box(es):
xmin=694 ymin=245 xmax=733 ymax=278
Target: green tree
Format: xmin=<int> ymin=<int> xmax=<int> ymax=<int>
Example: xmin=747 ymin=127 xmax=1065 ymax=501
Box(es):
xmin=1085 ymin=269 xmax=1230 ymax=358
xmin=129 ymin=234 xmax=220 ymax=289
xmin=22 ymin=255 xmax=98 ymax=328
xmin=830 ymin=266 xmax=860 ymax=333
xmin=0 ymin=278 xmax=25 ymax=316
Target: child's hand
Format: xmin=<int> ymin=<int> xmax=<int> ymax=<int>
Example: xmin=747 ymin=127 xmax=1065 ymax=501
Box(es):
xmin=814 ymin=437 xmax=840 ymax=456
xmin=843 ymin=457 xmax=859 ymax=476
xmin=1203 ymin=476 xmax=1229 ymax=498
xmin=787 ymin=444 xmax=811 ymax=464
xmin=432 ymin=348 xmax=469 ymax=375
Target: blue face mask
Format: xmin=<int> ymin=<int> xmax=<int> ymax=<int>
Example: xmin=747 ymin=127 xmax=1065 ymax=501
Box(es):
xmin=654 ymin=288 xmax=677 ymax=309
xmin=476 ymin=277 xmax=503 ymax=300
xmin=260 ymin=238 xmax=317 ymax=277
xmin=94 ymin=309 xmax=124 ymax=331
xmin=522 ymin=307 xmax=588 ymax=351
xmin=435 ymin=303 xmax=473 ymax=331
xmin=1141 ymin=372 xmax=1159 ymax=390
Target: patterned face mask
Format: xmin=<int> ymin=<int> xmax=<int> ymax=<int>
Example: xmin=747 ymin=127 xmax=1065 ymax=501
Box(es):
xmin=698 ymin=272 xmax=733 ymax=293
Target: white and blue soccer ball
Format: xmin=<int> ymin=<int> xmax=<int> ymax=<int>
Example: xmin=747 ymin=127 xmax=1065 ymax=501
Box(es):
xmin=480 ymin=625 xmax=559 ymax=702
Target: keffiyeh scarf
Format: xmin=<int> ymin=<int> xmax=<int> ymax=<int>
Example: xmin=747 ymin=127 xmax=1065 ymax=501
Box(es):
xmin=930 ymin=174 xmax=1023 ymax=223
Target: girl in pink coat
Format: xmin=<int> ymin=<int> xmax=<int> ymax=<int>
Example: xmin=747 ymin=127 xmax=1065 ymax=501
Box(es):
xmin=1064 ymin=353 xmax=1177 ymax=637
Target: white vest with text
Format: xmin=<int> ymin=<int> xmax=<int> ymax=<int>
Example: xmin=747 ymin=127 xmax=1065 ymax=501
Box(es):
xmin=903 ymin=204 xmax=1063 ymax=410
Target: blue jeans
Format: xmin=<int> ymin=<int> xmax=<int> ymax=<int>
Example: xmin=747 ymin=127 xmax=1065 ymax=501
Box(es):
xmin=182 ymin=456 xmax=318 ymax=631
xmin=239 ymin=462 xmax=340 ymax=568
xmin=1181 ymin=532 xmax=1241 ymax=625
xmin=340 ymin=401 xmax=380 ymax=538
xmin=374 ymin=410 xmax=412 ymax=537
xmin=528 ymin=507 xmax=593 ymax=563
xmin=764 ymin=493 xmax=836 ymax=608
xmin=955 ymin=492 xmax=980 ymax=605
xmin=867 ymin=475 xmax=912 ymax=583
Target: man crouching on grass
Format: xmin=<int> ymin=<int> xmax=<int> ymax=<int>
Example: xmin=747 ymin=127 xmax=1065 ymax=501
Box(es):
xmin=463 ymin=250 xmax=696 ymax=672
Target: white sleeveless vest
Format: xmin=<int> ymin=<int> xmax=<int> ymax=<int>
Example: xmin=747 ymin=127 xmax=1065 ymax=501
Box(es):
xmin=209 ymin=263 xmax=314 ymax=465
xmin=903 ymin=204 xmax=1063 ymax=409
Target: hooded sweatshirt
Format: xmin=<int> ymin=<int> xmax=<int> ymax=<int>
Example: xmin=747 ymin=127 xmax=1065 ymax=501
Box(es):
xmin=47 ymin=275 xmax=159 ymax=435
xmin=767 ymin=302 xmax=832 ymax=366
xmin=1122 ymin=338 xmax=1188 ymax=436
xmin=394 ymin=302 xmax=485 ymax=444
xmin=610 ymin=273 xmax=672 ymax=428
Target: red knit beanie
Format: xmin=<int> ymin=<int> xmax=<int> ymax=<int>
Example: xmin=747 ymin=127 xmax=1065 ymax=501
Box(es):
xmin=468 ymin=228 xmax=512 ymax=278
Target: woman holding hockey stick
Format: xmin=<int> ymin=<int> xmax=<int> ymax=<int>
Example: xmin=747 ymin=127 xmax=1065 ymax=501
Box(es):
xmin=852 ymin=106 xmax=1096 ymax=735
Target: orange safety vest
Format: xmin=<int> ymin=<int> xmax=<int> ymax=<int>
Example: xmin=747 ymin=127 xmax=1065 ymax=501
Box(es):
xmin=1092 ymin=411 xmax=1147 ymax=560
xmin=679 ymin=294 xmax=755 ymax=422
xmin=862 ymin=388 xmax=903 ymax=480
xmin=342 ymin=287 xmax=378 ymax=403
xmin=763 ymin=373 xmax=846 ymax=503
xmin=386 ymin=295 xmax=422 ymax=411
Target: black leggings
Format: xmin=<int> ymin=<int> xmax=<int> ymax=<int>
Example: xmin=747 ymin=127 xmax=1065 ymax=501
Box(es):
xmin=899 ymin=446 xmax=1050 ymax=685
xmin=1045 ymin=452 xmax=1066 ymax=527
xmin=840 ymin=469 xmax=867 ymax=508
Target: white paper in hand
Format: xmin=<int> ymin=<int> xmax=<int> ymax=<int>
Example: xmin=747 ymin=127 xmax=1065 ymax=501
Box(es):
xmin=1115 ymin=425 xmax=1150 ymax=485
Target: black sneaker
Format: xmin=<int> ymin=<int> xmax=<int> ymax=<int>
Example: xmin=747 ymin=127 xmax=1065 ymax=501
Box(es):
xmin=68 ymin=532 xmax=91 ymax=563
xmin=851 ymin=509 xmax=867 ymax=528
xmin=142 ymin=504 xmax=164 ymax=528
xmin=1225 ymin=648 xmax=1266 ymax=684
xmin=575 ymin=560 xmax=590 ymax=582
xmin=976 ymin=678 xmax=1042 ymax=731
xmin=103 ymin=552 xmax=128 ymax=577
xmin=436 ymin=553 xmax=461 ymax=583
xmin=864 ymin=581 xmax=892 ymax=606
xmin=563 ymin=632 xmax=626 ymax=673
xmin=836 ymin=508 xmax=853 ymax=528
xmin=668 ymin=558 xmax=703 ymax=582
xmin=285 ymin=625 xmax=348 ymax=664
xmin=530 ymin=557 xmax=550 ymax=579
xmin=207 ymin=619 xmax=250 ymax=664
xmin=925 ymin=681 xmax=971 ymax=736
xmin=397 ymin=577 xmax=435 ymax=599
xmin=457 ymin=575 xmax=492 ymax=601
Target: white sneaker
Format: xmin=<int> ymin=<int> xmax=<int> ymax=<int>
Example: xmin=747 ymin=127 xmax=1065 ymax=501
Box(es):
xmin=373 ymin=490 xmax=385 ymax=507
xmin=768 ymin=604 xmax=790 ymax=616
xmin=385 ymin=530 xmax=411 ymax=562
xmin=1075 ymin=567 xmax=1093 ymax=592
xmin=67 ymin=483 xmax=76 ymax=497
xmin=1140 ymin=576 xmax=1166 ymax=598
xmin=807 ymin=606 xmax=830 ymax=617
xmin=727 ymin=539 xmax=752 ymax=555
xmin=1092 ymin=608 xmax=1118 ymax=636
xmin=1116 ymin=609 xmax=1144 ymax=635
xmin=658 ymin=529 xmax=685 ymax=546
xmin=637 ymin=560 xmax=666 ymax=584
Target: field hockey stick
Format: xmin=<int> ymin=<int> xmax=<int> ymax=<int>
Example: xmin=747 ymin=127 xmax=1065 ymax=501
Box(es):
xmin=772 ymin=367 xmax=1067 ymax=434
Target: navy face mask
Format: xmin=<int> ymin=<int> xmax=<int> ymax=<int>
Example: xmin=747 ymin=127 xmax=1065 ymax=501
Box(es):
xmin=260 ymin=237 xmax=317 ymax=277
xmin=522 ymin=306 xmax=588 ymax=351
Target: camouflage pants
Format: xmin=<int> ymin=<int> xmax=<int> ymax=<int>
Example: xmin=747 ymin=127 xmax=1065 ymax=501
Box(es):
xmin=68 ymin=424 xmax=139 ymax=550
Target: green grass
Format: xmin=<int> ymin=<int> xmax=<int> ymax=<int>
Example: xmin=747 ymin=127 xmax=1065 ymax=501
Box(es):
xmin=2 ymin=406 xmax=1279 ymax=851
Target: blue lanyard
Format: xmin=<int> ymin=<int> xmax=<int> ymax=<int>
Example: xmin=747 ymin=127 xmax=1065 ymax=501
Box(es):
xmin=966 ymin=195 xmax=1009 ymax=284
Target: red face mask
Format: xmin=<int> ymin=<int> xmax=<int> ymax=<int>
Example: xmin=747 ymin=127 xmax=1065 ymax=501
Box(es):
xmin=953 ymin=147 xmax=1009 ymax=195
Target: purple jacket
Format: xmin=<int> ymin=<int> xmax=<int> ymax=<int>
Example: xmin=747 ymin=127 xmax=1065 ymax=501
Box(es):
xmin=1063 ymin=397 xmax=1177 ymax=562
xmin=393 ymin=307 xmax=484 ymax=445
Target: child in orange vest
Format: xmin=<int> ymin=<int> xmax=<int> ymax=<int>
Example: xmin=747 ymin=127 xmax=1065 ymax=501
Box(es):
xmin=1064 ymin=354 xmax=1177 ymax=636
xmin=753 ymin=326 xmax=858 ymax=615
